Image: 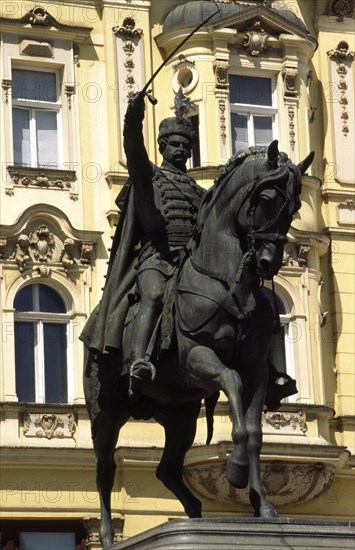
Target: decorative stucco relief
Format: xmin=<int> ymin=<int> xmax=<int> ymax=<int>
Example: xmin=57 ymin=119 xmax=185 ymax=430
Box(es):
xmin=83 ymin=516 xmax=124 ymax=547
xmin=282 ymin=243 xmax=310 ymax=268
xmin=2 ymin=79 xmax=11 ymax=103
xmin=337 ymin=199 xmax=355 ymax=225
xmin=262 ymin=410 xmax=307 ymax=433
xmin=173 ymin=55 xmax=198 ymax=94
xmin=288 ymin=107 xmax=296 ymax=151
xmin=282 ymin=67 xmax=299 ymax=98
xmin=218 ymin=101 xmax=227 ymax=146
xmin=7 ymin=224 xmax=95 ymax=277
xmin=23 ymin=412 xmax=76 ymax=440
xmin=243 ymin=20 xmax=270 ymax=56
xmin=324 ymin=0 xmax=354 ymax=21
xmin=184 ymin=461 xmax=335 ymax=506
xmin=213 ymin=59 xmax=230 ymax=90
xmin=113 ymin=17 xmax=143 ymax=99
xmin=327 ymin=41 xmax=354 ymax=136
xmin=7 ymin=166 xmax=77 ymax=199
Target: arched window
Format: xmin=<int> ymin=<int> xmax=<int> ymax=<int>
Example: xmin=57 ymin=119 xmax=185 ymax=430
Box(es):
xmin=14 ymin=284 xmax=69 ymax=403
xmin=261 ymin=287 xmax=293 ymax=377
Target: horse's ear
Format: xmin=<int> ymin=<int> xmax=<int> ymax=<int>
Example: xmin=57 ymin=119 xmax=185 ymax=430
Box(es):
xmin=268 ymin=140 xmax=279 ymax=168
xmin=298 ymin=151 xmax=315 ymax=175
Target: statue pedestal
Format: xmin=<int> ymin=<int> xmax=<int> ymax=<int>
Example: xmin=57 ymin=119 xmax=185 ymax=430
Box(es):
xmin=110 ymin=517 xmax=355 ymax=549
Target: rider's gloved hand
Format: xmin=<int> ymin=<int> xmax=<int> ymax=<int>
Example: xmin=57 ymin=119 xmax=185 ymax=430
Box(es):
xmin=126 ymin=91 xmax=146 ymax=120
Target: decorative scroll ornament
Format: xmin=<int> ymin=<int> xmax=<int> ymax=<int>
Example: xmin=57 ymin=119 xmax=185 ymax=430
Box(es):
xmin=18 ymin=7 xmax=60 ymax=27
xmin=327 ymin=41 xmax=354 ymax=135
xmin=325 ymin=0 xmax=354 ymax=21
xmin=243 ymin=20 xmax=270 ymax=56
xmin=113 ymin=18 xmax=143 ymax=98
xmin=24 ymin=413 xmax=77 ymax=440
xmin=184 ymin=461 xmax=335 ymax=506
xmin=213 ymin=59 xmax=230 ymax=89
xmin=282 ymin=67 xmax=298 ymax=98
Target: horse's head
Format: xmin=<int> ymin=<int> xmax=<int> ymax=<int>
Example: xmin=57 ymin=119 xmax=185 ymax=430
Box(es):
xmin=235 ymin=141 xmax=314 ymax=280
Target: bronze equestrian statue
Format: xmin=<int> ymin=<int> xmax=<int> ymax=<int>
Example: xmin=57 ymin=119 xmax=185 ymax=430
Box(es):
xmin=82 ymin=91 xmax=314 ymax=548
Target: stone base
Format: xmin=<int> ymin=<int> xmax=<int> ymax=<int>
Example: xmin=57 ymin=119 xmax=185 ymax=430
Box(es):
xmin=110 ymin=518 xmax=355 ymax=549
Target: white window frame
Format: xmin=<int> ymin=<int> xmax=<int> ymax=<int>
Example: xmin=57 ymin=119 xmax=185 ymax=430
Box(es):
xmin=14 ymin=284 xmax=73 ymax=404
xmin=229 ymin=73 xmax=278 ymax=152
xmin=11 ymin=66 xmax=63 ymax=168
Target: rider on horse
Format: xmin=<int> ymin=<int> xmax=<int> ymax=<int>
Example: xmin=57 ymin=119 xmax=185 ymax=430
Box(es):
xmin=80 ymin=89 xmax=205 ymax=399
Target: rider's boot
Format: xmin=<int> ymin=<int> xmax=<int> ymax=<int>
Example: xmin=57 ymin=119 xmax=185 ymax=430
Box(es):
xmin=128 ymin=358 xmax=156 ymax=402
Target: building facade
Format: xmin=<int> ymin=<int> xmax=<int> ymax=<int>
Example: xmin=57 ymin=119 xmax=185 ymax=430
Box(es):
xmin=0 ymin=0 xmax=354 ymax=547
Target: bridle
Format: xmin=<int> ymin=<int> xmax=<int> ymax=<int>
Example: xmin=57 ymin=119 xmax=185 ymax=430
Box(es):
xmin=176 ymin=167 xmax=293 ymax=334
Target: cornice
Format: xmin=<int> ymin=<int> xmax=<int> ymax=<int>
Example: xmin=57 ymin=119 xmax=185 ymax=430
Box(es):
xmin=0 ymin=6 xmax=93 ymax=42
xmin=0 ymin=203 xmax=103 ymax=243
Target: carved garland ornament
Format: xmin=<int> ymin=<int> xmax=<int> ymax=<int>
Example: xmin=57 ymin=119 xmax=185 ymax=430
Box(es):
xmin=113 ymin=18 xmax=143 ymax=98
xmin=184 ymin=461 xmax=335 ymax=506
xmin=219 ymin=101 xmax=227 ymax=145
xmin=288 ymin=107 xmax=296 ymax=151
xmin=327 ymin=41 xmax=354 ymax=135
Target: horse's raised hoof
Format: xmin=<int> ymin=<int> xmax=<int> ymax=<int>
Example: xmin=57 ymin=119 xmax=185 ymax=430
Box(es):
xmin=226 ymin=457 xmax=249 ymax=489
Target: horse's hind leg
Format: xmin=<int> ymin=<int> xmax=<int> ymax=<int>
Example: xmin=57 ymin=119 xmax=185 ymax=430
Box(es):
xmin=186 ymin=346 xmax=249 ymax=489
xmin=91 ymin=413 xmax=125 ymax=548
xmin=155 ymin=402 xmax=202 ymax=518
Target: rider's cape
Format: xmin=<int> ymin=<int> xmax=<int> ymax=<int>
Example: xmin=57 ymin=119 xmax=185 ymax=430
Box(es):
xmin=80 ymin=176 xmax=142 ymax=356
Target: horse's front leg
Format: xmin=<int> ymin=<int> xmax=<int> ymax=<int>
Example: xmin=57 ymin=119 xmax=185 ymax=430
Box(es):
xmin=244 ymin=363 xmax=277 ymax=518
xmin=186 ymin=345 xmax=249 ymax=488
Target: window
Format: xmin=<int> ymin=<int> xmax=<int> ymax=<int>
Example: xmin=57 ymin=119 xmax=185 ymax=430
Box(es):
xmin=19 ymin=532 xmax=75 ymax=550
xmin=14 ymin=284 xmax=70 ymax=403
xmin=262 ymin=287 xmax=295 ymax=381
xmin=229 ymin=75 xmax=277 ymax=154
xmin=12 ymin=68 xmax=62 ymax=168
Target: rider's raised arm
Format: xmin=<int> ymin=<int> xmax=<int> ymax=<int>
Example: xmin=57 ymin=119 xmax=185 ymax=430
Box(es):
xmin=123 ymin=92 xmax=153 ymax=184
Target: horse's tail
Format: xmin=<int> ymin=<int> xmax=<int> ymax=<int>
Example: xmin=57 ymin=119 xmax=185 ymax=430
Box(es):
xmin=205 ymin=391 xmax=220 ymax=445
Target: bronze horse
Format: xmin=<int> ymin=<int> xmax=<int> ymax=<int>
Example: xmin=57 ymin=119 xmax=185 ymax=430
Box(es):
xmin=83 ymin=141 xmax=314 ymax=547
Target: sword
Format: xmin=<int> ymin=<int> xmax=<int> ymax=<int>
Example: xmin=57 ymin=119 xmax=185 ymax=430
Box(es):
xmin=142 ymin=6 xmax=221 ymax=105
